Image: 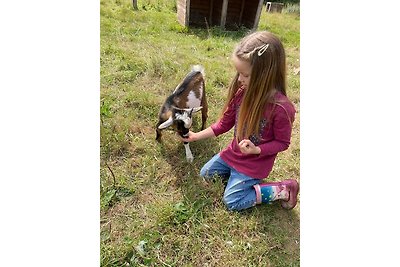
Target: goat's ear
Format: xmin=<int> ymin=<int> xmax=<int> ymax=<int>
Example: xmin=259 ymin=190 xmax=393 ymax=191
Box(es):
xmin=158 ymin=116 xmax=173 ymax=129
xmin=191 ymin=106 xmax=203 ymax=113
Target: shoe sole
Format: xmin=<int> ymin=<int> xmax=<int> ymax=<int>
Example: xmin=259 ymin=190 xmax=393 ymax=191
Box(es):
xmin=280 ymin=179 xmax=299 ymax=210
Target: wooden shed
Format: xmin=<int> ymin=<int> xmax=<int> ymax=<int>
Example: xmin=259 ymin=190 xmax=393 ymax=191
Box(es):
xmin=177 ymin=0 xmax=264 ymax=30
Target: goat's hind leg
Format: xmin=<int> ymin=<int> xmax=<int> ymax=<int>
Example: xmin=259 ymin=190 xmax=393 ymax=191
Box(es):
xmin=200 ymin=98 xmax=208 ymax=130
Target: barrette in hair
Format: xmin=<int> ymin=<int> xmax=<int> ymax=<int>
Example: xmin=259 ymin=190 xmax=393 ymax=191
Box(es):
xmin=257 ymin=43 xmax=269 ymax=56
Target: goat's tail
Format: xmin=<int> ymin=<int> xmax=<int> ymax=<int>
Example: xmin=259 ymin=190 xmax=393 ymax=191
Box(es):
xmin=191 ymin=65 xmax=205 ymax=77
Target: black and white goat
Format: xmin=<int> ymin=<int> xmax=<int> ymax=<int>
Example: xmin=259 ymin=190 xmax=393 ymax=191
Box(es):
xmin=156 ymin=65 xmax=208 ymax=162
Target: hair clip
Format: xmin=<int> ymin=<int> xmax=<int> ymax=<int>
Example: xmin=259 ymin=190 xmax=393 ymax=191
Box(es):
xmin=257 ymin=43 xmax=269 ymax=56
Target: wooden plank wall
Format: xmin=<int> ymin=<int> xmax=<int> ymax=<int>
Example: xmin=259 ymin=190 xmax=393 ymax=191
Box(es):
xmin=177 ymin=0 xmax=263 ymax=29
xmin=177 ymin=0 xmax=188 ymax=26
xmin=189 ymin=0 xmax=211 ymax=26
xmin=225 ymin=0 xmax=243 ymax=28
xmin=252 ymin=0 xmax=264 ymax=29
xmin=241 ymin=0 xmax=260 ymax=28
xmin=224 ymin=0 xmax=263 ymax=29
xmin=211 ymin=0 xmax=223 ymax=26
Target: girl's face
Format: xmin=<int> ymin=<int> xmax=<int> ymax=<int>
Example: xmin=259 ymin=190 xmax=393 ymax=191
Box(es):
xmin=233 ymin=55 xmax=252 ymax=90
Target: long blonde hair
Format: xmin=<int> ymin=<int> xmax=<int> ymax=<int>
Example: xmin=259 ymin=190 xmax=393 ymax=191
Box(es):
xmin=221 ymin=31 xmax=287 ymax=142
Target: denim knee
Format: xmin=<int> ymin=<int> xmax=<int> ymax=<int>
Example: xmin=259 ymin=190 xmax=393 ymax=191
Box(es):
xmin=223 ymin=188 xmax=240 ymax=211
xmin=223 ymin=195 xmax=239 ymax=211
xmin=199 ymin=154 xmax=231 ymax=179
xmin=199 ymin=165 xmax=208 ymax=178
xmin=223 ymin=194 xmax=257 ymax=211
xmin=222 ymin=181 xmax=257 ymax=211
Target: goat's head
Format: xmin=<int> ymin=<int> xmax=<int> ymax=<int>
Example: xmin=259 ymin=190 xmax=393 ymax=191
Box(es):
xmin=157 ymin=106 xmax=203 ymax=137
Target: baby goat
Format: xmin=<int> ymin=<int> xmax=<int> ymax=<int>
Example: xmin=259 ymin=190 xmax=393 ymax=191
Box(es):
xmin=156 ymin=65 xmax=208 ymax=162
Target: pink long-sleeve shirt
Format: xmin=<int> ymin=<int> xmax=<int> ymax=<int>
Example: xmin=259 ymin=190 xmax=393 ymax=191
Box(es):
xmin=211 ymin=87 xmax=296 ymax=179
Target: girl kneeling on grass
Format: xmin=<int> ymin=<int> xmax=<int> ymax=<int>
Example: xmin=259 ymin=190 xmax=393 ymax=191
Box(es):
xmin=180 ymin=31 xmax=299 ymax=211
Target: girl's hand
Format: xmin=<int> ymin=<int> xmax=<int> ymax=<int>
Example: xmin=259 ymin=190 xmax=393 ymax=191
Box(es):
xmin=177 ymin=127 xmax=216 ymax=143
xmin=178 ymin=131 xmax=198 ymax=142
xmin=238 ymin=139 xmax=261 ymax=155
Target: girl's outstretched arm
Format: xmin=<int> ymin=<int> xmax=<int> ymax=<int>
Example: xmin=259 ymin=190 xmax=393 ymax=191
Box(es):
xmin=179 ymin=127 xmax=215 ymax=143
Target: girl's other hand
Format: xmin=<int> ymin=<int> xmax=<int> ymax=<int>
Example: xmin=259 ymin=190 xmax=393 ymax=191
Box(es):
xmin=238 ymin=139 xmax=261 ymax=155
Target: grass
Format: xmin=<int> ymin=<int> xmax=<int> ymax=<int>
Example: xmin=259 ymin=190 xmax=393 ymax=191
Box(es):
xmin=100 ymin=0 xmax=300 ymax=266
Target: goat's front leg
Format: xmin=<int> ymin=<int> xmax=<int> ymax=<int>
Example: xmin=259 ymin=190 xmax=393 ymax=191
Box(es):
xmin=155 ymin=128 xmax=162 ymax=142
xmin=183 ymin=142 xmax=193 ymax=162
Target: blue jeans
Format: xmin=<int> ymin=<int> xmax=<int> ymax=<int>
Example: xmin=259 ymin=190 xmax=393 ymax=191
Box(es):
xmin=200 ymin=154 xmax=261 ymax=211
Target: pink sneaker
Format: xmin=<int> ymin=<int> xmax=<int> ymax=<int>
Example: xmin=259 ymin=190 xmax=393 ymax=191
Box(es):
xmin=280 ymin=179 xmax=299 ymax=209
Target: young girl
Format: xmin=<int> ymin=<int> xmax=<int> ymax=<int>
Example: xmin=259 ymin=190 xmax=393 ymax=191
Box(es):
xmin=180 ymin=31 xmax=299 ymax=211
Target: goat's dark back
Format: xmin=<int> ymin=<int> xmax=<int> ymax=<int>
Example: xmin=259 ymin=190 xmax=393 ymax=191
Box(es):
xmin=165 ymin=70 xmax=204 ymax=109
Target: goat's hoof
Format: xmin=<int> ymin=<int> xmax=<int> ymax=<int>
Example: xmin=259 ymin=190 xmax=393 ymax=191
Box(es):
xmin=186 ymin=157 xmax=194 ymax=163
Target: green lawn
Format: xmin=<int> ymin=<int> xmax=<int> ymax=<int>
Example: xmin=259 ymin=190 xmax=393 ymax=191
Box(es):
xmin=100 ymin=0 xmax=300 ymax=266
